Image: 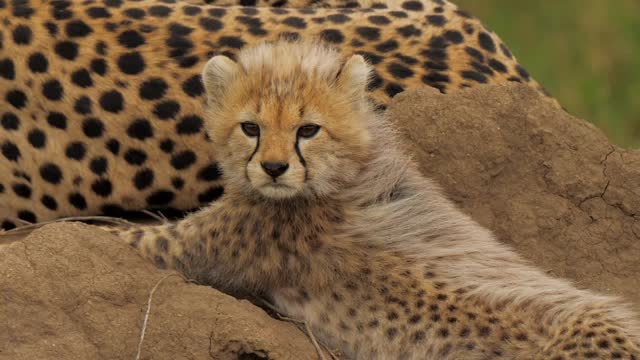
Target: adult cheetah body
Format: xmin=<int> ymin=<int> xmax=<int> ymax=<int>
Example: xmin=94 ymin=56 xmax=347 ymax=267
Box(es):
xmin=0 ymin=0 xmax=549 ymax=229
xmin=107 ymin=40 xmax=640 ymax=359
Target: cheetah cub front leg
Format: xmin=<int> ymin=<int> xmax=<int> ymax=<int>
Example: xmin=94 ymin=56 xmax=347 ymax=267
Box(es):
xmin=110 ymin=40 xmax=640 ymax=359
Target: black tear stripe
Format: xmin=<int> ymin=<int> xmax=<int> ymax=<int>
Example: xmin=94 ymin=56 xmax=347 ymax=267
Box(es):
xmin=245 ymin=136 xmax=261 ymax=182
xmin=294 ymin=138 xmax=308 ymax=181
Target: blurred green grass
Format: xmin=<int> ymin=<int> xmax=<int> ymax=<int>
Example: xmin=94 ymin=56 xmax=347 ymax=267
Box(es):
xmin=455 ymin=0 xmax=640 ymax=148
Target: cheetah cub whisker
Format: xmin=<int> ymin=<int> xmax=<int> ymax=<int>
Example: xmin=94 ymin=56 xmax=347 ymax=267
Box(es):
xmin=109 ymin=39 xmax=640 ymax=359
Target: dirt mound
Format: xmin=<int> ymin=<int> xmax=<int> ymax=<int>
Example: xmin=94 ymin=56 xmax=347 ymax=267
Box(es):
xmin=1 ymin=83 xmax=638 ymax=358
xmin=389 ymin=83 xmax=640 ymax=307
xmin=0 ymin=222 xmax=322 ymax=360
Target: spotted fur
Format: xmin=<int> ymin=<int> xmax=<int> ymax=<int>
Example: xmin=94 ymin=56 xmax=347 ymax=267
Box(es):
xmin=0 ymin=0 xmax=553 ymax=229
xmin=106 ymin=40 xmax=640 ymax=359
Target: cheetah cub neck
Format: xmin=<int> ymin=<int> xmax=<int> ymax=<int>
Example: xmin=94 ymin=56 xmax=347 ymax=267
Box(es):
xmin=202 ymin=39 xmax=375 ymax=200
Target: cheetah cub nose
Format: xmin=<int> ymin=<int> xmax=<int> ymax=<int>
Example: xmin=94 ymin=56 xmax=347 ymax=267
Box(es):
xmin=261 ymin=161 xmax=289 ymax=179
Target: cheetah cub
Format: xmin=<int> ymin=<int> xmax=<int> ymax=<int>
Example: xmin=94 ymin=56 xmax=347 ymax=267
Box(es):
xmin=110 ymin=40 xmax=640 ymax=359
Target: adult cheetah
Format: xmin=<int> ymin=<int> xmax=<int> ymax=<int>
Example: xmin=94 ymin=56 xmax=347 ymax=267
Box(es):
xmin=0 ymin=0 xmax=551 ymax=229
xmin=107 ymin=40 xmax=640 ymax=359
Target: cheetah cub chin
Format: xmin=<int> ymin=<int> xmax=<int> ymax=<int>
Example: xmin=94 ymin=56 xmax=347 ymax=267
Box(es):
xmin=111 ymin=39 xmax=640 ymax=359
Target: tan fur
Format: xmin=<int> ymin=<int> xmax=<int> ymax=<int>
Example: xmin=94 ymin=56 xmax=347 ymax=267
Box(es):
xmin=107 ymin=40 xmax=640 ymax=359
xmin=0 ymin=0 xmax=557 ymax=230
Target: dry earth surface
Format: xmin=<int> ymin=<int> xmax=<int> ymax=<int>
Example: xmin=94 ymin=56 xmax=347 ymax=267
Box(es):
xmin=1 ymin=83 xmax=638 ymax=359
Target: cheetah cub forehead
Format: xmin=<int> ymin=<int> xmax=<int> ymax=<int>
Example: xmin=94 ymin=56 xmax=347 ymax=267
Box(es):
xmin=202 ymin=39 xmax=374 ymax=200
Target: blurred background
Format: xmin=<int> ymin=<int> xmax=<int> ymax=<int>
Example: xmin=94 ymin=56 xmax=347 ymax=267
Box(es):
xmin=455 ymin=0 xmax=639 ymax=148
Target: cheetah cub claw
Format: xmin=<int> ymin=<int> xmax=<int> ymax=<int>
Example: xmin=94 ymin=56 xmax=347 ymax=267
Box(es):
xmin=110 ymin=39 xmax=640 ymax=359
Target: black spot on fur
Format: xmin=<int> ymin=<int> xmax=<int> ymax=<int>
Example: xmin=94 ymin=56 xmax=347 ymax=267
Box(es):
xmin=197 ymin=163 xmax=222 ymax=181
xmin=42 ymin=79 xmax=64 ymax=100
xmin=0 ymin=58 xmax=15 ymax=79
xmin=82 ymin=118 xmax=105 ymax=138
xmin=355 ymin=26 xmax=380 ymax=41
xmin=28 ymin=53 xmax=48 ymax=73
xmin=176 ymin=115 xmax=203 ymax=134
xmin=283 ymin=16 xmax=306 ymax=29
xmin=149 ymin=5 xmax=171 ymax=17
xmin=55 ymin=41 xmax=79 ymax=60
xmin=90 ymin=157 xmax=108 ymax=175
xmin=12 ymin=183 xmax=31 ymax=198
xmin=106 ymin=139 xmax=120 ymax=155
xmin=462 ymin=70 xmax=488 ymax=83
xmin=159 ymin=139 xmax=175 ymax=153
xmin=12 ymin=25 xmax=32 ymax=45
xmin=387 ymin=62 xmax=414 ymax=79
xmin=147 ymin=190 xmax=175 ymax=206
xmin=444 ymin=30 xmax=464 ymax=44
xmin=1 ymin=141 xmax=20 ymax=161
xmin=375 ymin=39 xmax=398 ymax=52
xmin=327 ymin=14 xmax=350 ymax=24
xmin=1 ymin=113 xmax=19 ymax=130
xmin=86 ymin=6 xmax=111 ymax=18
xmin=91 ymin=58 xmax=107 ymax=76
xmin=100 ymin=90 xmax=124 ymax=113
xmin=170 ymin=150 xmax=197 ymax=170
xmin=219 ymin=36 xmax=245 ymax=49
xmin=384 ymin=83 xmax=404 ymax=97
xmin=153 ymin=100 xmax=180 ymax=120
xmin=66 ymin=20 xmax=92 ymax=37
xmin=40 ymin=163 xmax=63 ymax=184
xmin=124 ymin=149 xmax=147 ymax=165
xmin=199 ymin=17 xmax=222 ymax=31
xmin=71 ymin=69 xmax=93 ymax=88
xmin=27 ymin=129 xmax=46 ymax=148
xmin=18 ymin=210 xmax=36 ymax=223
xmin=117 ymin=52 xmax=145 ymax=75
xmin=64 ymin=141 xmax=87 ymax=160
xmin=6 ymin=90 xmax=27 ymax=109
xmin=68 ymin=192 xmax=87 ymax=210
xmin=91 ymin=178 xmax=112 ymax=197
xmin=401 ymin=1 xmax=422 ymax=11
xmin=396 ymin=25 xmax=421 ymax=38
xmin=41 ymin=195 xmax=58 ymax=210
xmin=198 ymin=186 xmax=224 ymax=203
xmin=319 ymin=29 xmax=344 ymax=44
xmin=516 ymin=65 xmax=530 ymax=80
xmin=118 ymin=30 xmax=145 ymax=48
xmin=478 ymin=32 xmax=496 ymax=53
xmin=134 ymin=168 xmax=154 ymax=189
xmin=182 ymin=75 xmax=204 ymax=97
xmin=47 ymin=112 xmax=67 ymax=129
xmin=139 ymin=78 xmax=168 ymax=100
xmin=368 ymin=15 xmax=390 ymax=25
xmin=127 ymin=119 xmax=154 ymax=140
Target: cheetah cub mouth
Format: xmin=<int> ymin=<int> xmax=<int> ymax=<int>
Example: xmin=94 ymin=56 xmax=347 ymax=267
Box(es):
xmin=202 ymin=39 xmax=373 ymax=200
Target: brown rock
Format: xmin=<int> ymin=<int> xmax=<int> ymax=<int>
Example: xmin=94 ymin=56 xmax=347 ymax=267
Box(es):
xmin=388 ymin=83 xmax=640 ymax=309
xmin=0 ymin=222 xmax=321 ymax=360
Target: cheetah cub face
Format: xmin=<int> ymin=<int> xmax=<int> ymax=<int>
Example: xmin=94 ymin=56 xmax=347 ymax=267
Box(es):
xmin=202 ymin=40 xmax=373 ymax=199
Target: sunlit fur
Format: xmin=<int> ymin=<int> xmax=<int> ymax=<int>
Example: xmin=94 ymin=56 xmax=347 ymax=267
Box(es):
xmin=202 ymin=39 xmax=372 ymax=200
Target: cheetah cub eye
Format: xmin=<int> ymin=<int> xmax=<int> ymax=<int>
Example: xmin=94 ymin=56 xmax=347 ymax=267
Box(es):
xmin=201 ymin=40 xmax=373 ymax=200
xmin=297 ymin=124 xmax=321 ymax=139
xmin=240 ymin=122 xmax=260 ymax=137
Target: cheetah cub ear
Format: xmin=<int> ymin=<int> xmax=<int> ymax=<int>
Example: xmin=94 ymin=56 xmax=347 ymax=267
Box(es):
xmin=202 ymin=55 xmax=241 ymax=109
xmin=337 ymin=54 xmax=371 ymax=108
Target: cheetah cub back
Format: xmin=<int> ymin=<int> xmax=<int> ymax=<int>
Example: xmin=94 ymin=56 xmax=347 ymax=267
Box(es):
xmin=111 ymin=39 xmax=640 ymax=359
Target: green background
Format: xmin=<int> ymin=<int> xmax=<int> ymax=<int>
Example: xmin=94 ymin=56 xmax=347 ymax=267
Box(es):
xmin=455 ymin=0 xmax=640 ymax=148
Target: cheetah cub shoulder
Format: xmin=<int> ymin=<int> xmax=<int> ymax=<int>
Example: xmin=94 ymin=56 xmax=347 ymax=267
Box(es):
xmin=112 ymin=39 xmax=640 ymax=359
